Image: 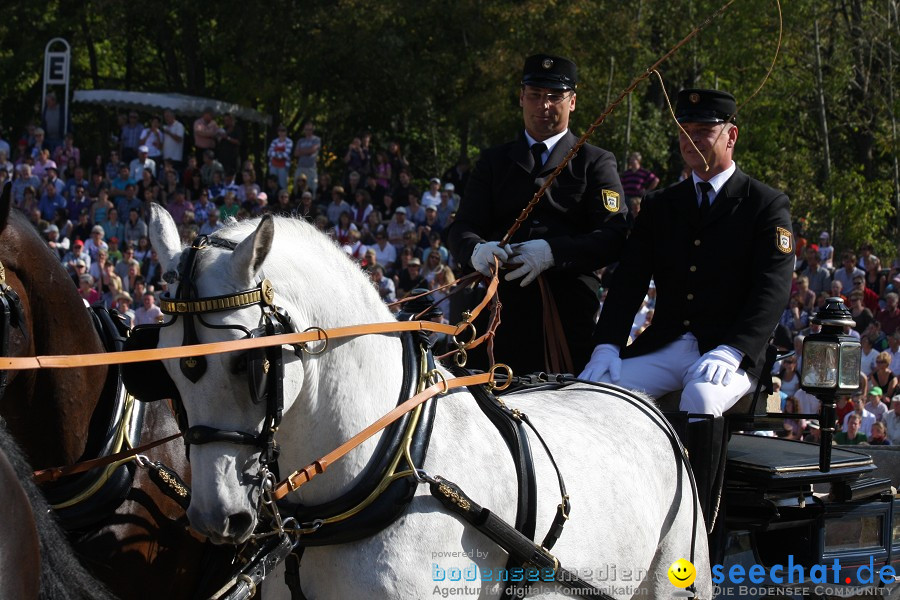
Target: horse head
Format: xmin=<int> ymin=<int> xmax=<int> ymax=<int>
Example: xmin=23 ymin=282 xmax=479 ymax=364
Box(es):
xmin=149 ymin=204 xmax=405 ymax=545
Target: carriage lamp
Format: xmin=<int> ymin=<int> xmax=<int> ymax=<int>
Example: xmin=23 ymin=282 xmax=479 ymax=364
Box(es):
xmin=800 ymin=297 xmax=862 ymax=472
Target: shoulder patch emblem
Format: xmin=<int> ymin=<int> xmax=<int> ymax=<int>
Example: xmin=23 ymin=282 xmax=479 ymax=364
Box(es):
xmin=601 ymin=189 xmax=620 ymax=213
xmin=776 ymin=227 xmax=793 ymax=254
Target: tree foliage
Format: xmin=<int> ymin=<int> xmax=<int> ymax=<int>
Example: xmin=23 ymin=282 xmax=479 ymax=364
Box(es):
xmin=0 ymin=0 xmax=897 ymax=254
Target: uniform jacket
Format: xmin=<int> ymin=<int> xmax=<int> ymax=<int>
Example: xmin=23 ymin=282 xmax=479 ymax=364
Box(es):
xmin=448 ymin=130 xmax=627 ymax=273
xmin=593 ymin=166 xmax=794 ymax=379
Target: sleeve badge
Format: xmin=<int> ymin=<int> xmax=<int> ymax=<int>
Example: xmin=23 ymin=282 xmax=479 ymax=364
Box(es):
xmin=776 ymin=227 xmax=793 ymax=254
xmin=601 ymin=190 xmax=621 ymax=213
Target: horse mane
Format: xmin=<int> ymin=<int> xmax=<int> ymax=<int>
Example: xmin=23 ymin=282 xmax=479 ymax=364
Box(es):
xmin=205 ymin=216 xmax=394 ymax=326
xmin=0 ymin=421 xmax=117 ymax=600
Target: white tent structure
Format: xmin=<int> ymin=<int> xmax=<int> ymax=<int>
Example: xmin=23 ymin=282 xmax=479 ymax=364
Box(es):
xmin=72 ymin=90 xmax=271 ymax=125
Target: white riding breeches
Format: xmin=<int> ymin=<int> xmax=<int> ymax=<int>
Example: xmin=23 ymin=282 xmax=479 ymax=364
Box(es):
xmin=600 ymin=334 xmax=753 ymax=417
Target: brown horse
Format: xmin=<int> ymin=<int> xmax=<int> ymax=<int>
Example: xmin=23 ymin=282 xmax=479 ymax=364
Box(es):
xmin=0 ymin=418 xmax=119 ymax=600
xmin=0 ymin=185 xmax=232 ymax=599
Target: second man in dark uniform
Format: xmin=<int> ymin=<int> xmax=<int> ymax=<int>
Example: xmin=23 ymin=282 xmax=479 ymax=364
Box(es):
xmin=448 ymin=53 xmax=628 ymax=375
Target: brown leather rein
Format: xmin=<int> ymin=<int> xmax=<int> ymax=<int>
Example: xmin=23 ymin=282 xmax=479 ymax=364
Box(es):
xmin=27 ymin=270 xmax=503 ymax=497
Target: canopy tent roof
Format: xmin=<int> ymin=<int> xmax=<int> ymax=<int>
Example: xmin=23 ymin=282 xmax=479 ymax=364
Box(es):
xmin=72 ymin=90 xmax=271 ymax=125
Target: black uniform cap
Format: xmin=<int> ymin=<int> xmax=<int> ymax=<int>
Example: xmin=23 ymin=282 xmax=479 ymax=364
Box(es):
xmin=521 ymin=54 xmax=578 ymax=91
xmin=675 ymin=88 xmax=737 ymax=124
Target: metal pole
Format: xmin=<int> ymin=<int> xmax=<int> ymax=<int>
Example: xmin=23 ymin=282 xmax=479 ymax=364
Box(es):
xmin=818 ymin=392 xmax=836 ymax=472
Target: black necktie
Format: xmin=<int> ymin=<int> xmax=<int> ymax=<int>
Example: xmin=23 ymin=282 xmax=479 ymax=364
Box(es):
xmin=698 ymin=181 xmax=712 ymax=220
xmin=530 ymin=142 xmax=547 ymax=175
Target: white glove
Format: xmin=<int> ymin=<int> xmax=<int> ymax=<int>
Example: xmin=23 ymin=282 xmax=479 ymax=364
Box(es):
xmin=688 ymin=345 xmax=743 ymax=386
xmin=505 ymin=239 xmax=554 ymax=287
xmin=471 ymin=241 xmax=512 ymax=276
xmin=579 ymin=344 xmax=622 ymax=382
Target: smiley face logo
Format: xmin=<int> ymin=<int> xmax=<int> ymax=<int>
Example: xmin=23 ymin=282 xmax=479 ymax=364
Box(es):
xmin=667 ymin=558 xmax=696 ymax=588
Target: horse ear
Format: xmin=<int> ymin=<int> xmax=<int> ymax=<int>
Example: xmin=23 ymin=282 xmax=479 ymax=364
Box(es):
xmin=148 ymin=203 xmax=182 ymax=272
xmin=231 ymin=215 xmax=275 ymax=283
xmin=0 ymin=182 xmax=11 ymax=235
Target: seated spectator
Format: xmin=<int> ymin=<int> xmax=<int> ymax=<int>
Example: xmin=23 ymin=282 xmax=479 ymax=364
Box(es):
xmin=396 ymin=257 xmax=426 ymax=299
xmin=370 ymin=264 xmax=396 ymax=304
xmin=833 ymin=252 xmax=866 ymax=291
xmin=78 ymin=273 xmax=102 ymax=305
xmin=780 ymin=295 xmax=809 ymax=335
xmin=124 ymin=207 xmax=148 ymax=248
xmin=421 ymin=177 xmax=441 ymax=209
xmin=326 ymin=186 xmax=350 ymax=226
xmin=869 ymin=421 xmax=891 ymax=445
xmin=386 ymin=207 xmax=416 ymax=250
xmin=860 ymin=334 xmax=879 ymax=375
xmin=883 ymin=397 xmax=900 ymax=444
xmin=843 ymin=395 xmax=876 ymax=436
xmin=836 ymin=413 xmax=869 ymax=445
xmin=869 ymin=352 xmax=898 ymax=399
xmin=876 ymin=292 xmax=900 ymax=336
xmin=865 ymin=386 xmax=888 ymax=422
xmin=133 ymin=292 xmax=163 ymax=325
xmin=115 ymin=292 xmax=136 ymax=327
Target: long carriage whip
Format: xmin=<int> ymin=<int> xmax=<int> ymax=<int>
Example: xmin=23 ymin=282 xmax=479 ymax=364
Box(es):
xmin=500 ymin=0 xmax=738 ymax=245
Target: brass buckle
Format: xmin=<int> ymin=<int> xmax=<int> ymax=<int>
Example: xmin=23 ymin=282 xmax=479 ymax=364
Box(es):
xmin=488 ymin=363 xmax=513 ymax=391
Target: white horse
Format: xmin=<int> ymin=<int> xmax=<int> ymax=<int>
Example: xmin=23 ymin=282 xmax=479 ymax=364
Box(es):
xmin=148 ymin=204 xmax=710 ymax=600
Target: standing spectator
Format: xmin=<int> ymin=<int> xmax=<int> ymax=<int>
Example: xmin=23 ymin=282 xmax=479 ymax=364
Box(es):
xmin=421 ymin=178 xmax=441 ymax=209
xmin=139 ymin=116 xmax=164 ymax=160
xmin=343 ymin=136 xmax=368 ymax=184
xmin=41 ymin=92 xmax=67 ymax=151
xmin=818 ymin=231 xmax=834 ymax=269
xmin=293 ymin=120 xmax=321 ymax=195
xmin=800 ymin=247 xmax=831 ymax=295
xmin=373 ymin=151 xmax=392 ymax=191
xmin=267 ymin=125 xmax=293 ymax=191
xmin=192 ymin=107 xmax=218 ymax=165
xmin=215 ymin=113 xmax=243 ymax=175
xmin=161 ymin=109 xmax=185 ymax=172
xmin=451 ymin=53 xmax=627 ymax=374
xmin=120 ymin=112 xmax=144 ymax=164
xmin=386 ymin=141 xmax=409 ymax=187
xmin=619 ymin=151 xmax=659 ymax=204
xmin=876 ymin=292 xmax=900 ymax=336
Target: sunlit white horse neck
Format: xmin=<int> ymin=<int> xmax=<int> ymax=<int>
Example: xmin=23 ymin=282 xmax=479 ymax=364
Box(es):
xmin=149 ymin=204 xmax=710 ymax=600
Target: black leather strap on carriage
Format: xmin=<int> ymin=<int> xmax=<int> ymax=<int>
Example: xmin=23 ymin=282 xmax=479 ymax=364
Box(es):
xmin=430 ymin=476 xmax=613 ymax=599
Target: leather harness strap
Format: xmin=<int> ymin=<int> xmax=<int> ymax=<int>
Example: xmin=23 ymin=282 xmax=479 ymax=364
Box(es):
xmin=271 ymin=371 xmax=496 ymax=501
xmin=537 ymin=275 xmax=573 ymax=374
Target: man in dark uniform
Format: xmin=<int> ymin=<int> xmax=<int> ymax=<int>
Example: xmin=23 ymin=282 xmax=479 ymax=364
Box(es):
xmin=581 ymin=88 xmax=795 ymax=417
xmin=448 ymin=54 xmax=628 ymax=375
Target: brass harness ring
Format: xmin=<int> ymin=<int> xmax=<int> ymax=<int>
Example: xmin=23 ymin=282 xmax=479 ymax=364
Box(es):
xmin=451 ymin=321 xmax=477 ymax=349
xmin=299 ymin=326 xmax=329 ymax=355
xmin=488 ymin=363 xmax=513 ymax=392
xmin=425 ymin=369 xmax=449 ymax=395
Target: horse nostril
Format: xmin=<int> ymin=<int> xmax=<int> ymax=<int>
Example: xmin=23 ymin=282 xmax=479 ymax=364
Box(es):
xmin=225 ymin=511 xmax=254 ymax=537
